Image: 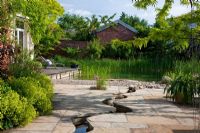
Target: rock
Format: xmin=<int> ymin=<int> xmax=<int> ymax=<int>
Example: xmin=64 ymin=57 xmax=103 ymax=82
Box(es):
xmin=90 ymin=86 xmax=97 ymax=90
xmin=127 ymin=85 xmax=136 ymax=93
xmin=139 ymin=85 xmax=144 ymax=89
xmin=114 ymin=94 xmax=128 ymax=99
xmin=146 ymin=85 xmax=154 ymax=89
xmin=102 ymin=98 xmax=114 ymax=106
xmin=113 ymin=103 xmax=132 ymax=113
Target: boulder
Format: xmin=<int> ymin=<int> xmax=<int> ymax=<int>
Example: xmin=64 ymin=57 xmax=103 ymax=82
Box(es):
xmin=127 ymin=85 xmax=136 ymax=93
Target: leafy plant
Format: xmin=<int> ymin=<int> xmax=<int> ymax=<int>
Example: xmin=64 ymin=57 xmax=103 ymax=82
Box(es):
xmin=164 ymin=72 xmax=199 ymax=104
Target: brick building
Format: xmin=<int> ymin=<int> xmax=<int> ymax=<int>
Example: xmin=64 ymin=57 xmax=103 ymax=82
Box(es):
xmin=50 ymin=20 xmax=138 ymax=57
xmin=95 ymin=20 xmax=138 ymax=43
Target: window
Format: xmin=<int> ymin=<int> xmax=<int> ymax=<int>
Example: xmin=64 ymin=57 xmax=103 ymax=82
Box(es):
xmin=15 ymin=20 xmax=24 ymax=48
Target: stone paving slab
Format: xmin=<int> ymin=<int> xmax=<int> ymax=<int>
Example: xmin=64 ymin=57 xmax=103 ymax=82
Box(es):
xmin=127 ymin=115 xmax=180 ymax=125
xmin=7 ymin=131 xmax=51 ymax=133
xmin=32 ymin=116 xmax=60 ymax=123
xmin=90 ymin=127 xmax=131 ymax=133
xmin=88 ymin=122 xmax=112 ymax=128
xmin=52 ymin=122 xmax=75 ymax=133
xmin=111 ymin=123 xmax=148 ymax=129
xmin=12 ymin=123 xmax=57 ymax=131
xmin=88 ymin=114 xmax=127 ymax=123
xmin=131 ymin=125 xmax=173 ymax=133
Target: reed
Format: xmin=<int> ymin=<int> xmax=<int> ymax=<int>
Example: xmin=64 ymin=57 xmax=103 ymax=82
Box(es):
xmin=79 ymin=57 xmax=174 ymax=81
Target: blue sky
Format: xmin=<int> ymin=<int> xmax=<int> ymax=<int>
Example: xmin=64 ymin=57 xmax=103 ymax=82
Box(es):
xmin=58 ymin=0 xmax=191 ymax=24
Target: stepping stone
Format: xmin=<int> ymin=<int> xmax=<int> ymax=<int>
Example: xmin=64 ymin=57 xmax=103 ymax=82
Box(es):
xmin=88 ymin=114 xmax=127 ymax=123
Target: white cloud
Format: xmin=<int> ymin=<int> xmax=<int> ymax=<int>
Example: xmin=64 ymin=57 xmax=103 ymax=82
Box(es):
xmin=67 ymin=9 xmax=93 ymax=17
xmin=170 ymin=4 xmax=190 ymax=17
xmin=59 ymin=3 xmax=74 ymax=9
xmin=58 ymin=1 xmax=93 ymax=17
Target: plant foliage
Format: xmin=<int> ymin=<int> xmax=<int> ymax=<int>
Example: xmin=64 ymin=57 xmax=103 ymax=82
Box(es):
xmin=0 ymin=83 xmax=36 ymax=130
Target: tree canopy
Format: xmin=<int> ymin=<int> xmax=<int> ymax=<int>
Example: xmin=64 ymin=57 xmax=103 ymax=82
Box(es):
xmin=120 ymin=12 xmax=150 ymax=37
xmin=132 ymin=0 xmax=200 ymax=52
xmin=58 ymin=13 xmax=115 ymax=41
xmin=0 ymin=0 xmax=64 ymax=54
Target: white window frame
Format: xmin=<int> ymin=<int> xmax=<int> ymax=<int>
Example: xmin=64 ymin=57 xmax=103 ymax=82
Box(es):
xmin=15 ymin=21 xmax=25 ymax=49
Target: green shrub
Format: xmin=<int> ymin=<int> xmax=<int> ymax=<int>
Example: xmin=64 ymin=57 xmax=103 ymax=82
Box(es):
xmin=9 ymin=51 xmax=42 ymax=78
xmin=87 ymin=39 xmax=103 ymax=59
xmin=9 ymin=77 xmax=52 ymax=115
xmin=0 ymin=84 xmax=36 ymax=130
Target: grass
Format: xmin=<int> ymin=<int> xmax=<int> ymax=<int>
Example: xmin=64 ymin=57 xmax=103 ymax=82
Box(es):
xmin=53 ymin=55 xmax=200 ymax=81
xmin=78 ymin=57 xmax=174 ymax=81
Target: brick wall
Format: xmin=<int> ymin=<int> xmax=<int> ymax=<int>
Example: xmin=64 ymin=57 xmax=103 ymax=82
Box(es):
xmin=96 ymin=24 xmax=136 ymax=43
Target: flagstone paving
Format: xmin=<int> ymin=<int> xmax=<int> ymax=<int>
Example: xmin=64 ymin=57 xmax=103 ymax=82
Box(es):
xmin=4 ymin=80 xmax=198 ymax=133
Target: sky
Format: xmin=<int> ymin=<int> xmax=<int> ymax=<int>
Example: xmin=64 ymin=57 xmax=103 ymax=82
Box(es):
xmin=58 ymin=0 xmax=191 ymax=24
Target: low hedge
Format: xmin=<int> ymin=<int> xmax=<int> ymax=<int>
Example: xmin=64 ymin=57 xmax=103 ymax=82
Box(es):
xmin=0 ymin=83 xmax=36 ymax=130
xmin=9 ymin=77 xmax=53 ymax=115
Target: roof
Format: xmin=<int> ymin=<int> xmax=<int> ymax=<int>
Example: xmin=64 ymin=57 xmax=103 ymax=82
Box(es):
xmin=96 ymin=20 xmax=138 ymax=33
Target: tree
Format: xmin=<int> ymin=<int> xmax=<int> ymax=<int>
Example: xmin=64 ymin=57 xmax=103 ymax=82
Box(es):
xmin=58 ymin=13 xmax=116 ymax=41
xmin=23 ymin=0 xmax=64 ymax=54
xmin=120 ymin=12 xmax=150 ymax=37
xmin=37 ymin=23 xmax=64 ymax=55
xmin=57 ymin=13 xmax=88 ymax=40
xmin=132 ymin=0 xmax=200 ymax=52
xmin=0 ymin=0 xmax=23 ymax=45
xmin=0 ymin=0 xmax=64 ymax=53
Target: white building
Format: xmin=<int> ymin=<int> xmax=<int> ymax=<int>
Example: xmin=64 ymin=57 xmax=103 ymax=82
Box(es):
xmin=14 ymin=14 xmax=34 ymax=56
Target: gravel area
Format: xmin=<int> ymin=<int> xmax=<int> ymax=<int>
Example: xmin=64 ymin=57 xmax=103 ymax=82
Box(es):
xmin=53 ymin=79 xmax=166 ymax=89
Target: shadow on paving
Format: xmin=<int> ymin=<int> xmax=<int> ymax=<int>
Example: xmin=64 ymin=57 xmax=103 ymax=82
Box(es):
xmin=53 ymin=92 xmax=115 ymax=114
xmin=173 ymin=130 xmax=200 ymax=133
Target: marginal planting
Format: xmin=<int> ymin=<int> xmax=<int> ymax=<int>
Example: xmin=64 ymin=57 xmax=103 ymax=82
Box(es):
xmin=79 ymin=58 xmax=174 ymax=81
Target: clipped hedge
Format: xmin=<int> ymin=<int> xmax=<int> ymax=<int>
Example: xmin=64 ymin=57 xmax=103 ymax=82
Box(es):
xmin=0 ymin=84 xmax=36 ymax=130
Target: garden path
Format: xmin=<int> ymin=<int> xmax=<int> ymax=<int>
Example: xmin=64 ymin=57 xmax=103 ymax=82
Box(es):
xmin=6 ymin=79 xmax=198 ymax=133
